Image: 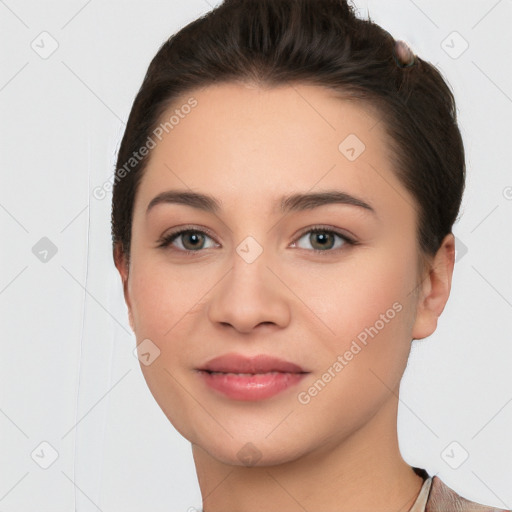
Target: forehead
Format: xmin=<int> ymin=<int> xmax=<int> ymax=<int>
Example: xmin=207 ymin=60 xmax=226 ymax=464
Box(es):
xmin=134 ymin=82 xmax=413 ymax=219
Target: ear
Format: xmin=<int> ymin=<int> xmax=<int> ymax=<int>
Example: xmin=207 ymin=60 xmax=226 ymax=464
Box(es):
xmin=113 ymin=243 xmax=135 ymax=332
xmin=411 ymin=233 xmax=456 ymax=340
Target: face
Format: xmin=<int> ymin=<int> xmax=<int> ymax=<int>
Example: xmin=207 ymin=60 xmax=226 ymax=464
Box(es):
xmin=116 ymin=82 xmax=438 ymax=466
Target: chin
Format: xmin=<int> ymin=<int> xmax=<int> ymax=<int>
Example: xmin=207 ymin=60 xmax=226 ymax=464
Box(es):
xmin=193 ymin=433 xmax=307 ymax=467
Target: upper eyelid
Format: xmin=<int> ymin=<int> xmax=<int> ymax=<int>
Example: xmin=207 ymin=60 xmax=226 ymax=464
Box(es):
xmin=295 ymin=225 xmax=355 ymax=240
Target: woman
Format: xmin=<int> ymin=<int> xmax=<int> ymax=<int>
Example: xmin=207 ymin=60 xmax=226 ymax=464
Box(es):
xmin=111 ymin=0 xmax=509 ymax=510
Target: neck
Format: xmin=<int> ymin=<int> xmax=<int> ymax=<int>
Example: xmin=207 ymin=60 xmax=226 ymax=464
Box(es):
xmin=192 ymin=395 xmax=425 ymax=512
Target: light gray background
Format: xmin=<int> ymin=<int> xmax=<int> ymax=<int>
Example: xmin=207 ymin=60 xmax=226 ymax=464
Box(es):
xmin=1 ymin=0 xmax=511 ymax=510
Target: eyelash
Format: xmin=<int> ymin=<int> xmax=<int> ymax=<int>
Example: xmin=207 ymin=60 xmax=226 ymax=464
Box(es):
xmin=155 ymin=225 xmax=358 ymax=256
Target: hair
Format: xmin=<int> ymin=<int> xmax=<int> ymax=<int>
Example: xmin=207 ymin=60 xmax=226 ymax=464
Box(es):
xmin=111 ymin=0 xmax=466 ymax=278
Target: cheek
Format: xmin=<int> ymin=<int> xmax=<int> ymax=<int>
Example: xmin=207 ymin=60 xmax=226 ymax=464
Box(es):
xmin=127 ymin=259 xmax=204 ymax=437
xmin=129 ymin=256 xmax=201 ymax=339
xmin=296 ymin=248 xmax=417 ymax=350
xmin=296 ymin=251 xmax=419 ymax=424
xmin=290 ymin=256 xmax=417 ymax=433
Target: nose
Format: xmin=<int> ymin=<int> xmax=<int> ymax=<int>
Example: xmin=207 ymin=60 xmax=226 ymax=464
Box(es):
xmin=207 ymin=249 xmax=291 ymax=334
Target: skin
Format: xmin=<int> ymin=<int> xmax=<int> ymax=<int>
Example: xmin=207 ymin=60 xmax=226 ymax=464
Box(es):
xmin=114 ymin=82 xmax=455 ymax=512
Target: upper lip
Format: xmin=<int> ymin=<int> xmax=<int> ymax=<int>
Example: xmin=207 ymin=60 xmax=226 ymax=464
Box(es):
xmin=198 ymin=353 xmax=308 ymax=374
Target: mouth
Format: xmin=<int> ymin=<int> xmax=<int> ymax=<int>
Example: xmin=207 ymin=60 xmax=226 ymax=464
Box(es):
xmin=200 ymin=370 xmax=306 ymax=375
xmin=196 ymin=370 xmax=308 ymax=401
xmin=196 ymin=353 xmax=310 ymax=401
xmin=197 ymin=352 xmax=308 ymax=374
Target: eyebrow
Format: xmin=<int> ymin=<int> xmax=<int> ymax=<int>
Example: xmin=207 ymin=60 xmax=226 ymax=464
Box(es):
xmin=146 ymin=189 xmax=376 ymax=215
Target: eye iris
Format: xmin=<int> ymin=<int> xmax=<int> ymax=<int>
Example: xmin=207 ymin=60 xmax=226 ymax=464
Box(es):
xmin=311 ymin=231 xmax=334 ymax=250
xmin=183 ymin=232 xmax=205 ymax=250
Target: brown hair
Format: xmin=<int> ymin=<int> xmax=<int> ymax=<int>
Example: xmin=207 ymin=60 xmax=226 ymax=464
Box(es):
xmin=111 ymin=0 xmax=465 ymax=274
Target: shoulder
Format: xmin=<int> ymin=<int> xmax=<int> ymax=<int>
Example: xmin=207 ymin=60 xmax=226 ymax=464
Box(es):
xmin=426 ymin=475 xmax=510 ymax=512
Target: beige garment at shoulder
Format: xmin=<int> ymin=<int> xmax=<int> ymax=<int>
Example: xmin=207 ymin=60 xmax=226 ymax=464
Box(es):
xmin=408 ymin=477 xmax=432 ymax=512
xmin=425 ymin=476 xmax=511 ymax=512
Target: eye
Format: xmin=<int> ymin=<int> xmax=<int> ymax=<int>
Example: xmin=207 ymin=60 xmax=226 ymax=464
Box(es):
xmin=156 ymin=227 xmax=218 ymax=253
xmin=156 ymin=225 xmax=357 ymax=255
xmin=290 ymin=226 xmax=356 ymax=253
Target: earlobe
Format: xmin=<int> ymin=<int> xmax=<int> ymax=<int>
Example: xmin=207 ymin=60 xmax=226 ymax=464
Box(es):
xmin=411 ymin=233 xmax=456 ymax=340
xmin=113 ymin=243 xmax=129 ymax=282
xmin=113 ymin=243 xmax=135 ymax=332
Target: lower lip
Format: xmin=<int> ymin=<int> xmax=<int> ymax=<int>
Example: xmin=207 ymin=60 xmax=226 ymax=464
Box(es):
xmin=197 ymin=370 xmax=308 ymax=401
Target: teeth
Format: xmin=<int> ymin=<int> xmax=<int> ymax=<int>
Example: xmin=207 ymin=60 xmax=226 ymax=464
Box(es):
xmin=209 ymin=371 xmax=281 ymax=376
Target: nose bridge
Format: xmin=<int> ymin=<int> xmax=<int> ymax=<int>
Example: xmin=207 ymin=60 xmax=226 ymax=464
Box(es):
xmin=235 ymin=233 xmax=266 ymax=266
xmin=227 ymin=232 xmax=274 ymax=297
